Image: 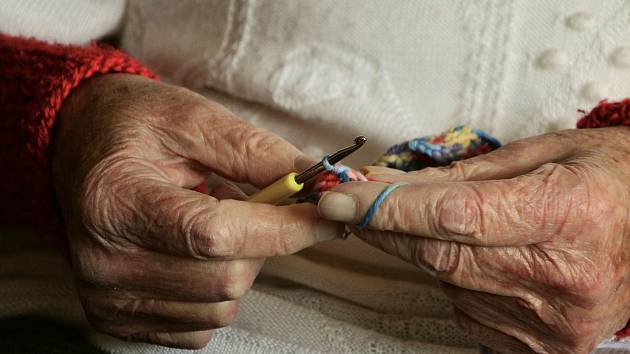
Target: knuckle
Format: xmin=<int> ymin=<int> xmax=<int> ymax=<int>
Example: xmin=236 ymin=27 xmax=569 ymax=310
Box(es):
xmin=414 ymin=240 xmax=462 ymax=275
xmin=73 ymin=248 xmax=121 ymax=287
xmin=212 ymin=301 xmax=239 ymax=328
xmin=183 ymin=208 xmax=236 ymax=259
xmin=534 ymin=163 xmax=622 ymax=236
xmin=217 ymin=276 xmax=250 ymax=301
xmin=446 ymin=160 xmax=474 ymax=180
xmin=570 ymin=268 xmax=616 ymax=307
xmin=433 ymin=189 xmax=484 ymax=240
xmin=380 ymin=195 xmax=412 ymax=231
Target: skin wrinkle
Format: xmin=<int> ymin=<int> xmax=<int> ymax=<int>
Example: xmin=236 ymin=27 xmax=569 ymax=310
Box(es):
xmin=434 ymin=185 xmax=482 ymax=240
xmin=451 ymin=292 xmax=548 ymax=353
xmin=328 ymin=126 xmax=630 ymax=353
xmin=468 ymin=184 xmax=487 ymax=243
xmin=52 ymin=75 xmax=334 ymax=347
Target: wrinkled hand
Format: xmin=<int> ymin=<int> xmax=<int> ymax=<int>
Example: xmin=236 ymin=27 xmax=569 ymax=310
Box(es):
xmin=318 ymin=128 xmax=630 ymax=353
xmin=52 ymin=74 xmax=342 ymax=348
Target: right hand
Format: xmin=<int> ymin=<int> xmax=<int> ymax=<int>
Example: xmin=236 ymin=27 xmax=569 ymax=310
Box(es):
xmin=51 ymin=74 xmax=342 ymax=348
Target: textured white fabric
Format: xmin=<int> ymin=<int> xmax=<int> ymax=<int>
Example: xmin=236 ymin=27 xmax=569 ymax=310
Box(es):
xmin=0 ymin=0 xmax=125 ymax=45
xmin=4 ymin=0 xmax=630 ymax=353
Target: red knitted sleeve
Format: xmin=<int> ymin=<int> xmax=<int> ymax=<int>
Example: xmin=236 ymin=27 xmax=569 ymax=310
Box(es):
xmin=0 ymin=33 xmax=157 ymax=252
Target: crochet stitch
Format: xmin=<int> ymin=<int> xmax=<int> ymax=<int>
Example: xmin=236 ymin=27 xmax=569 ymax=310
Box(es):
xmin=374 ymin=125 xmax=502 ymax=172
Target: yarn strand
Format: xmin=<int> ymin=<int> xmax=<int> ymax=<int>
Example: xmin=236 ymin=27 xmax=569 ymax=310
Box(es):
xmin=356 ymin=182 xmax=408 ymax=230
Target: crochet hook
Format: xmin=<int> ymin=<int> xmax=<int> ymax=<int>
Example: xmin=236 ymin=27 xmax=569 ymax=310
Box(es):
xmin=247 ymin=136 xmax=367 ymax=204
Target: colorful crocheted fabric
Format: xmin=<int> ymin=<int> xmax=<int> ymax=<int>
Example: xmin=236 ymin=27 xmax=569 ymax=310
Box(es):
xmin=306 ymin=125 xmax=501 ymax=200
xmin=374 ymin=125 xmax=502 ymax=172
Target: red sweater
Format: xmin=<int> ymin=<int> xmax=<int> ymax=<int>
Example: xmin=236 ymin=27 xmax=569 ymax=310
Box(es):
xmin=1 ymin=33 xmax=630 ymax=340
xmin=0 ymin=34 xmax=156 ymax=252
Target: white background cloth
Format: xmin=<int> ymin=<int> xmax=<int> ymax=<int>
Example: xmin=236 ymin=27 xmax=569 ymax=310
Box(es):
xmin=3 ymin=0 xmax=630 ymax=353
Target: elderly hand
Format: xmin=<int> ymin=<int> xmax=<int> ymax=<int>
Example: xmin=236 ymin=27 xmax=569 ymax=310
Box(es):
xmin=318 ymin=127 xmax=630 ymax=354
xmin=52 ymin=74 xmax=342 ymax=348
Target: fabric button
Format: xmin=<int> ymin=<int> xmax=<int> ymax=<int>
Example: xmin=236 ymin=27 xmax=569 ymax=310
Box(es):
xmin=610 ymin=47 xmax=630 ymax=68
xmin=565 ymin=12 xmax=594 ymax=31
xmin=536 ymin=49 xmax=568 ymax=69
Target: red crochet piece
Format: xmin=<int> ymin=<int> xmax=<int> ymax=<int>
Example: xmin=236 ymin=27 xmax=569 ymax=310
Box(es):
xmin=577 ymin=99 xmax=630 ymax=128
xmin=0 ymin=34 xmax=157 ymax=253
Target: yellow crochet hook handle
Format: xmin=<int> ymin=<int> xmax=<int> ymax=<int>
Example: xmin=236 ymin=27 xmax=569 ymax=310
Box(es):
xmin=246 ymin=136 xmax=367 ymax=205
xmin=247 ymin=172 xmax=303 ymax=204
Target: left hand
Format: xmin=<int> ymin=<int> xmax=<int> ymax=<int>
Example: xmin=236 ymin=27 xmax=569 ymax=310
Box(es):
xmin=317 ymin=127 xmax=630 ymax=354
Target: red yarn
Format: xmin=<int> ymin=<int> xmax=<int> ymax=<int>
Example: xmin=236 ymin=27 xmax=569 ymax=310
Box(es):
xmin=577 ymin=99 xmax=630 ymax=128
xmin=0 ymin=34 xmax=157 ymax=254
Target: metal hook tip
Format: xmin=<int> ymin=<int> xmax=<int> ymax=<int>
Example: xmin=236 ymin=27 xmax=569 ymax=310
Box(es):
xmin=354 ymin=136 xmax=367 ymax=145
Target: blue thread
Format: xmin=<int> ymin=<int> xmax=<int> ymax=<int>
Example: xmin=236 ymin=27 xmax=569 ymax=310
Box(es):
xmin=356 ymin=182 xmax=408 ymax=230
xmin=322 ymin=156 xmax=334 ymax=171
xmin=322 ymin=156 xmax=351 ymax=182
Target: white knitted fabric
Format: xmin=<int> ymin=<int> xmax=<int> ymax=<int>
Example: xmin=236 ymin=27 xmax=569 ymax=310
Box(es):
xmin=0 ymin=0 xmax=125 ymax=45
xmin=4 ymin=0 xmax=630 ymax=353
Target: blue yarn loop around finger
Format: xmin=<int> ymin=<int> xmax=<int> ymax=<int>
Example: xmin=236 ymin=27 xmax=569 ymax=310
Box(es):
xmin=356 ymin=182 xmax=408 ymax=230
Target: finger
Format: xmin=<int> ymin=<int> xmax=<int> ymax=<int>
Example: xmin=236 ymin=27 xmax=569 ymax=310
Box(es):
xmin=365 ymin=131 xmax=578 ymax=183
xmin=125 ymin=330 xmax=214 ymax=349
xmin=108 ymin=173 xmax=344 ymax=259
xmin=318 ymin=162 xmax=585 ymax=246
xmin=76 ymin=253 xmax=264 ymax=302
xmin=157 ymin=96 xmax=310 ymax=188
xmin=84 ymin=295 xmax=238 ymax=335
xmin=209 ymin=181 xmax=248 ymax=200
xmin=353 ymin=228 xmax=528 ymax=294
xmin=443 ymin=283 xmax=554 ymax=354
xmin=453 ymin=308 xmax=534 ymax=354
xmin=361 ymin=166 xmax=406 ymax=177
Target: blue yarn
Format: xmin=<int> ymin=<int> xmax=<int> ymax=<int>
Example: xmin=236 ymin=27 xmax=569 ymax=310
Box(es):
xmin=356 ymin=182 xmax=408 ymax=230
xmin=322 ymin=156 xmax=334 ymax=171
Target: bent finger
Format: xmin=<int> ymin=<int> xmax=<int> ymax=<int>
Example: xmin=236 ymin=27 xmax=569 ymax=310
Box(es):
xmin=354 ymin=229 xmax=528 ymax=294
xmin=443 ymin=283 xmax=558 ymax=353
xmin=85 ymin=297 xmax=238 ymax=335
xmin=158 ymin=97 xmax=307 ymax=188
xmin=453 ymin=308 xmax=534 ymax=354
xmin=76 ymin=255 xmax=264 ymax=302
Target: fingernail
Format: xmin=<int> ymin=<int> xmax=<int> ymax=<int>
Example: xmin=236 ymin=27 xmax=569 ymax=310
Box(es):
xmin=317 ymin=192 xmax=357 ymax=223
xmin=295 ymin=154 xmax=320 ymax=172
xmin=315 ymin=219 xmax=346 ymax=241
